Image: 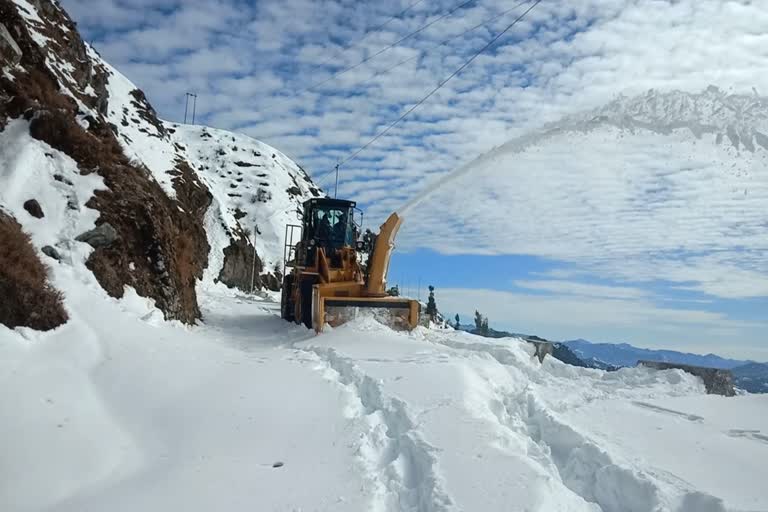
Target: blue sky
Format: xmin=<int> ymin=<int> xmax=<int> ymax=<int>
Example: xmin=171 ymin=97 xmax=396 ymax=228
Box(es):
xmin=60 ymin=0 xmax=768 ymax=360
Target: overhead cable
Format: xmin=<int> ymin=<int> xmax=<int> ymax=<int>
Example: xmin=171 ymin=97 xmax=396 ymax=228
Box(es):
xmin=327 ymin=0 xmax=542 ymax=179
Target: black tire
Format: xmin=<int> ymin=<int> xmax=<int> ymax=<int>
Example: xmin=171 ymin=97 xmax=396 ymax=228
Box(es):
xmin=299 ymin=277 xmax=315 ymax=329
xmin=281 ymin=274 xmax=295 ymax=322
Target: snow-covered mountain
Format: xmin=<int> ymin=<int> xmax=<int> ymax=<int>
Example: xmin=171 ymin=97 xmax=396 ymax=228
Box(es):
xmin=0 ymin=0 xmax=320 ymax=325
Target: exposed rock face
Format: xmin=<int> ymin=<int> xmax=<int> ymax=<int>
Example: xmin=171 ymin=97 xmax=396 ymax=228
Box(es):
xmin=218 ymin=236 xmax=261 ymax=291
xmin=0 ymin=22 xmax=21 ymax=67
xmin=638 ymin=360 xmax=736 ymax=396
xmin=217 ymin=235 xmax=281 ymax=292
xmin=82 ymin=160 xmax=211 ymax=322
xmin=75 ymin=222 xmax=118 ymax=248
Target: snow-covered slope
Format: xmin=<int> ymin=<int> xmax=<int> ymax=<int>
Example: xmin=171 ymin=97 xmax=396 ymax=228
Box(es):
xmin=95 ymin=37 xmax=321 ymax=290
xmin=167 ymin=123 xmax=321 ymax=284
xmin=97 ymin=53 xmax=322 ymax=286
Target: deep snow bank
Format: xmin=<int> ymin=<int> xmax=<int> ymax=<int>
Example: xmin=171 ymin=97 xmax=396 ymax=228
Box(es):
xmin=2 ymin=286 xmax=766 ymax=511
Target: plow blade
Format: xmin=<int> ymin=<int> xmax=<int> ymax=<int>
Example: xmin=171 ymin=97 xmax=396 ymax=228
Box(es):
xmin=312 ymin=291 xmax=419 ymax=333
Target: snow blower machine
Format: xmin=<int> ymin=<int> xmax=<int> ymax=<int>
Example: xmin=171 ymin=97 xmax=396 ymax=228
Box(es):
xmin=281 ymin=197 xmax=419 ymax=332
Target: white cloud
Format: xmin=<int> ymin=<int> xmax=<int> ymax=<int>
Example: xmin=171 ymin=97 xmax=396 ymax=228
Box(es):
xmin=513 ymin=280 xmax=649 ymax=300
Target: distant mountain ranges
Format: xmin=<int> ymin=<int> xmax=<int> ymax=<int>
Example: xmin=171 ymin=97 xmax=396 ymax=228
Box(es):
xmin=563 ymin=339 xmax=768 ymax=393
xmin=459 ymin=325 xmax=768 ymax=393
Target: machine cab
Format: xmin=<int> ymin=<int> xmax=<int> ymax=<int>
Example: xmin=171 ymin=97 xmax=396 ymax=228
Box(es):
xmin=297 ymin=198 xmax=360 ymax=267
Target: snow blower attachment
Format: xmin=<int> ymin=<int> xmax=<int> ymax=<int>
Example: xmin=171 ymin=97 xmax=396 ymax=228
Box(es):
xmin=281 ymin=198 xmax=419 ymax=333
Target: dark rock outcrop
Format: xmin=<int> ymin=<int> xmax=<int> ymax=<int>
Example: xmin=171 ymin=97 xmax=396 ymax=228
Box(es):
xmin=75 ymin=222 xmax=118 ymax=248
xmin=23 ymin=198 xmax=44 ymax=218
xmin=0 ymin=22 xmax=21 ymax=67
xmin=41 ymin=245 xmax=60 ymax=260
xmin=638 ymin=360 xmax=736 ymax=396
xmin=217 ymin=235 xmax=281 ymax=292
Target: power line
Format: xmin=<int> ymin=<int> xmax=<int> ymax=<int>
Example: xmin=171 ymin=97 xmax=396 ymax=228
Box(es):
xmin=259 ymin=0 xmax=478 ymax=114
xmin=353 ymin=0 xmax=532 ymax=93
xmin=325 ymin=0 xmax=542 ymax=180
xmin=312 ymin=1 xmax=532 ymax=185
xmin=306 ymin=0 xmax=428 ymax=75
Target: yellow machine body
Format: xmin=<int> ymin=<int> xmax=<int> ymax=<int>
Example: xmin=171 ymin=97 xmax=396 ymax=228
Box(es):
xmin=281 ymin=198 xmax=419 ymax=333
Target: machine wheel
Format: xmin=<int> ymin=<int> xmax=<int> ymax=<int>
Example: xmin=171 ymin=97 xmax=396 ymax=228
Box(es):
xmin=281 ymin=274 xmax=295 ymax=322
xmin=299 ymin=277 xmax=316 ymax=329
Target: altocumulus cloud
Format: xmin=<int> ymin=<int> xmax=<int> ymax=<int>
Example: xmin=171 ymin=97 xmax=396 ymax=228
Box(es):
xmin=62 ymin=0 xmax=768 ymax=351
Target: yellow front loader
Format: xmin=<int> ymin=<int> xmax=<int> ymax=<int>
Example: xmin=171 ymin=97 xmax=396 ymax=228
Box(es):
xmin=280 ymin=197 xmax=419 ymax=332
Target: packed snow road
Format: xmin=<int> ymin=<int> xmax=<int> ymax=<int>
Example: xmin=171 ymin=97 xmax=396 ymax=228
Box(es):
xmin=1 ymin=285 xmax=767 ymax=512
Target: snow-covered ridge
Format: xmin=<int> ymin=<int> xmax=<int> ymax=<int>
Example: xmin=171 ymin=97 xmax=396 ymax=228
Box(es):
xmin=168 ymin=123 xmax=321 ymax=285
xmin=98 ymin=47 xmax=322 ymax=288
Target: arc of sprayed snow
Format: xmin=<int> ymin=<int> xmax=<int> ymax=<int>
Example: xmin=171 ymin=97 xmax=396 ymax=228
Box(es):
xmin=398 ymin=86 xmax=768 ymax=218
xmin=397 ymin=124 xmax=571 ymax=218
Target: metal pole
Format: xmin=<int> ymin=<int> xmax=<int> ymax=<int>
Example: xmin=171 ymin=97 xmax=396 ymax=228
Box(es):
xmin=418 ymin=276 xmax=421 ymax=302
xmin=184 ymin=93 xmax=189 ymax=123
xmin=250 ymin=225 xmax=257 ymax=294
xmin=334 ymin=163 xmax=340 ymax=199
xmin=191 ymin=94 xmax=198 ymax=125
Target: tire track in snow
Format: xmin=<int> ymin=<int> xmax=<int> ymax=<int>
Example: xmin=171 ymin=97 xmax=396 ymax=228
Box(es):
xmin=423 ymin=331 xmax=727 ymax=512
xmin=631 ymin=402 xmax=704 ymax=422
xmin=305 ymin=346 xmax=455 ymax=512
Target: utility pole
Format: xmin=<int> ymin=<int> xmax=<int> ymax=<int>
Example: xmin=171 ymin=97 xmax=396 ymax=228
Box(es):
xmin=250 ymin=224 xmax=257 ymax=294
xmin=334 ymin=163 xmax=340 ymax=199
xmin=184 ymin=92 xmax=198 ymax=124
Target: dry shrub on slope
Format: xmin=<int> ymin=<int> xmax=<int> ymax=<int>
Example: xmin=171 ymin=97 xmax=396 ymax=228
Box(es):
xmin=0 ymin=212 xmax=68 ymax=330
